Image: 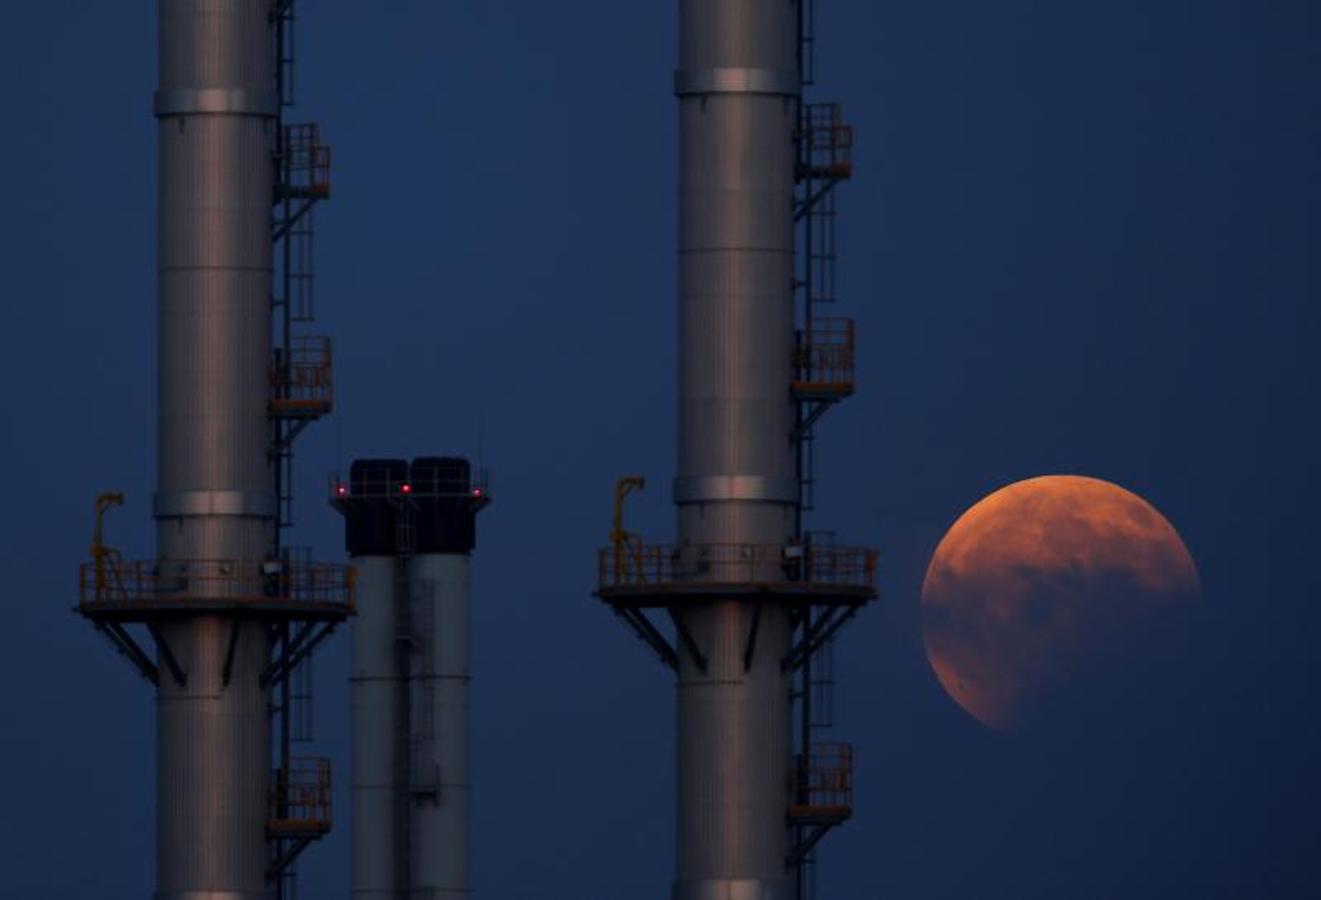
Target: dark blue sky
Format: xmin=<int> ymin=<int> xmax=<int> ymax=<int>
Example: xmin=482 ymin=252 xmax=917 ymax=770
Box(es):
xmin=1 ymin=2 xmax=1316 ymax=897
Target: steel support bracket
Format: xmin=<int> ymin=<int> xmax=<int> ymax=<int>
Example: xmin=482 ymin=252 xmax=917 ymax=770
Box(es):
xmin=743 ymin=604 xmax=763 ymax=672
xmin=609 ymin=605 xmax=679 ymax=671
xmin=669 ymin=610 xmax=709 ymax=674
xmin=793 ymin=177 xmax=840 ymax=223
xmin=94 ymin=621 xmax=159 ymax=686
xmin=263 ymin=621 xmax=337 ymax=688
xmin=791 ymin=399 xmax=837 ymax=443
xmin=267 ymin=835 xmax=315 ymax=882
xmin=221 ymin=619 xmax=242 ymax=687
xmin=786 ymin=822 xmax=836 ymax=869
xmin=268 ymin=418 xmax=312 ymax=457
xmin=783 ymin=604 xmax=862 ymax=672
xmin=272 ymin=199 xmax=318 ymax=243
xmin=147 ymin=621 xmax=188 ymax=687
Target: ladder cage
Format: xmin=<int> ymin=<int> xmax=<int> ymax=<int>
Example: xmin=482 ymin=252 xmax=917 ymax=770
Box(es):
xmin=275 ymin=0 xmax=297 ymax=108
xmin=806 ymin=186 xmax=838 ymax=305
xmin=798 ymin=0 xmax=819 ymax=86
xmin=289 ymin=208 xmax=317 ymax=323
xmin=809 ymin=633 xmax=836 ymax=729
xmin=290 ymin=654 xmax=315 ymax=743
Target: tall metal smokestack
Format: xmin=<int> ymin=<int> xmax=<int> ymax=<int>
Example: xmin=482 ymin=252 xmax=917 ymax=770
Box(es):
xmin=336 ymin=456 xmax=487 ymax=899
xmin=597 ymin=2 xmax=874 ymax=898
xmin=342 ymin=459 xmax=410 ymax=899
xmin=154 ymin=3 xmax=277 ymax=890
xmin=78 ymin=4 xmax=350 ymax=898
xmin=672 ymin=2 xmax=800 ymax=896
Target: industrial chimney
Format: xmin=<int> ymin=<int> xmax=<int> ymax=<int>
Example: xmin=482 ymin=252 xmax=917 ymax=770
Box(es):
xmin=335 ymin=456 xmax=488 ymax=898
xmin=78 ymin=3 xmax=349 ymax=898
xmin=596 ymin=2 xmax=874 ymax=898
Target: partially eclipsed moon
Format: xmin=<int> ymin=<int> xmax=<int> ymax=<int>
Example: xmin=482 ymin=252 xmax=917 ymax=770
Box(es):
xmin=921 ymin=475 xmax=1199 ymax=731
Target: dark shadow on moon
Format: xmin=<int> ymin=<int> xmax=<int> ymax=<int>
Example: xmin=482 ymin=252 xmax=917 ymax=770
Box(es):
xmin=924 ymin=566 xmax=1200 ymax=732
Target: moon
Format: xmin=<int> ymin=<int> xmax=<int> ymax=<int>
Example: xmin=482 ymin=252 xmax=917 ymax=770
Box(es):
xmin=920 ymin=475 xmax=1199 ymax=731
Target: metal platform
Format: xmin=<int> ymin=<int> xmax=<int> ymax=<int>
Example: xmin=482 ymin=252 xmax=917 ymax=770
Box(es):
xmin=595 ymin=542 xmax=876 ymax=609
xmin=267 ymin=756 xmax=333 ymax=884
xmin=788 ymin=742 xmax=854 ymax=825
xmin=276 ymin=123 xmax=331 ymax=202
xmin=595 ymin=541 xmax=876 ymax=674
xmin=786 ymin=742 xmax=854 ymax=871
xmin=795 ymin=103 xmax=853 ymax=182
xmin=270 ymin=335 xmax=334 ymax=419
xmin=792 ymin=317 xmax=856 ymax=401
xmin=78 ymin=558 xmax=356 ymax=623
xmin=268 ymin=756 xmax=333 ymax=837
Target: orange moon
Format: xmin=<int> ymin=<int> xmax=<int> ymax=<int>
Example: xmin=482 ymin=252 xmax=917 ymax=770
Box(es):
xmin=920 ymin=475 xmax=1199 ymax=731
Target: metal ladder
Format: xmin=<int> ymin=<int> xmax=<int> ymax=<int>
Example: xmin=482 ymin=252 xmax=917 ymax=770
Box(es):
xmin=793 ymin=6 xmax=853 ymax=899
xmin=270 ymin=7 xmax=328 ymax=899
xmin=290 ymin=656 xmax=315 ymax=744
xmin=804 ymin=183 xmax=838 ymax=307
xmin=275 ymin=0 xmax=297 ymax=109
xmin=798 ymin=0 xmax=818 ymax=87
xmin=410 ymin=579 xmax=439 ymax=798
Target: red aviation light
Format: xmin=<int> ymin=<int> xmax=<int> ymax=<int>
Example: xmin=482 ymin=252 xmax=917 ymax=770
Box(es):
xmin=471 ymin=488 xmax=483 ymax=498
xmin=399 ymin=483 xmax=412 ymax=495
xmin=335 ymin=484 xmax=348 ymax=498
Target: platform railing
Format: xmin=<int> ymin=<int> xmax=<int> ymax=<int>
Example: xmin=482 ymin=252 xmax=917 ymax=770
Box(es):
xmin=797 ymin=102 xmax=854 ymax=180
xmin=790 ymin=741 xmax=854 ymax=820
xmin=597 ymin=542 xmax=876 ymax=593
xmin=78 ymin=558 xmax=356 ymax=610
xmin=329 ymin=469 xmax=491 ymax=501
xmin=269 ymin=756 xmax=332 ymax=835
xmin=281 ymin=123 xmax=331 ymax=199
xmin=794 ymin=317 xmax=855 ymax=396
xmin=271 ymin=336 xmax=333 ymax=416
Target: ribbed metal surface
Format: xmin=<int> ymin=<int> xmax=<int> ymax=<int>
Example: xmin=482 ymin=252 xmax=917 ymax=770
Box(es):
xmin=351 ymin=557 xmax=401 ymax=900
xmin=678 ymin=0 xmax=797 ymax=70
xmin=154 ymin=2 xmax=277 ymax=898
xmin=674 ymin=602 xmax=794 ymax=899
xmin=673 ymin=1 xmax=798 ymax=896
xmin=157 ymin=618 xmax=271 ymax=897
xmin=411 ymin=554 xmax=471 ymax=898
